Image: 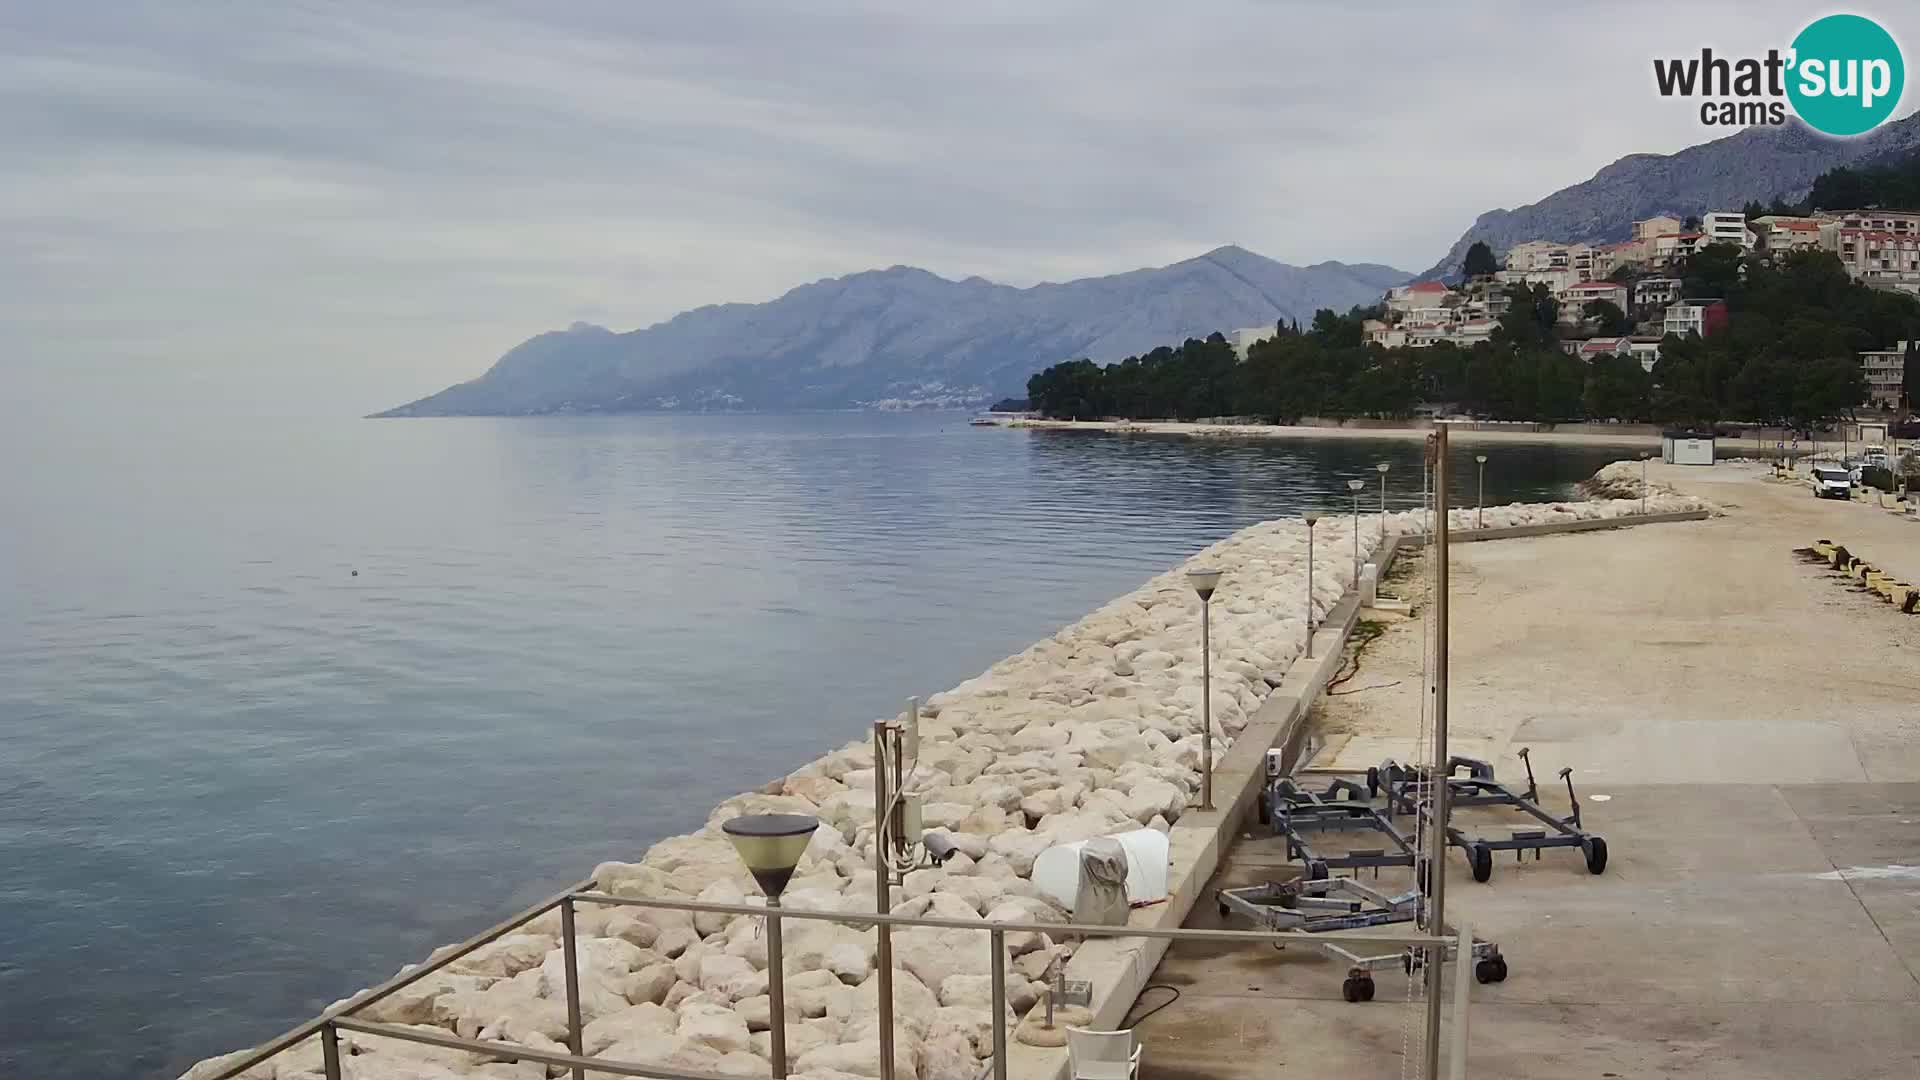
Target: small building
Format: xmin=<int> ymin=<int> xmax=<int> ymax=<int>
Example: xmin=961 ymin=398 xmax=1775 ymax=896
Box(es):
xmin=1633 ymin=215 xmax=1685 ymax=242
xmin=1662 ymin=429 xmax=1716 ymax=466
xmin=1633 ymin=277 xmax=1683 ymax=313
xmin=1385 ymin=280 xmax=1452 ymax=313
xmin=1752 ymin=215 xmax=1825 ymax=255
xmin=1560 ymin=280 xmax=1630 ymax=319
xmin=1628 ymin=338 xmax=1663 ymax=372
xmin=1227 ymin=326 xmax=1273 ymax=359
xmin=1859 ymin=341 xmax=1909 ymax=408
xmin=1576 ymin=336 xmax=1633 ymax=360
xmin=1664 ymin=299 xmax=1728 ymax=338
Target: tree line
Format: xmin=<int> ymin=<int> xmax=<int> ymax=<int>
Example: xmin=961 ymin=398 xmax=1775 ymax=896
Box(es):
xmin=1026 ymin=249 xmax=1916 ymax=428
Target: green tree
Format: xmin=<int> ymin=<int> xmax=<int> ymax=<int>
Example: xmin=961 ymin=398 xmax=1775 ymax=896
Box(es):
xmin=1742 ymin=200 xmax=1767 ymax=221
xmin=1583 ymin=352 xmax=1652 ymax=420
xmin=1462 ymin=241 xmax=1498 ymax=279
xmin=1682 ymin=242 xmax=1745 ymax=297
xmin=1583 ymin=299 xmax=1633 ymax=336
xmin=1682 ymin=214 xmax=1702 ymax=232
xmin=1495 ymin=285 xmax=1558 ymax=350
xmin=1904 ymin=339 xmax=1919 ymax=411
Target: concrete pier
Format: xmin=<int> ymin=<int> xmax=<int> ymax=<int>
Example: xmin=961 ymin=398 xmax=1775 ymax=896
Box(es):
xmin=1130 ymin=463 xmax=1920 ymax=1079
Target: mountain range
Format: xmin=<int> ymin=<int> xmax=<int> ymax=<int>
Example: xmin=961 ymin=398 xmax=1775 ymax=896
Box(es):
xmin=1423 ymin=114 xmax=1920 ymax=279
xmin=374 ymin=247 xmax=1410 ymax=416
xmin=383 ymin=115 xmax=1920 ymax=417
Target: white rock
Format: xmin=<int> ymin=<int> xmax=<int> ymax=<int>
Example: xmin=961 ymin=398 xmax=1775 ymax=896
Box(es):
xmin=827 ymin=941 xmax=872 ymax=984
xmin=582 ymin=1002 xmax=677 ymax=1055
xmin=677 ymin=1000 xmax=753 ymax=1054
xmin=694 ymin=880 xmax=748 ymax=937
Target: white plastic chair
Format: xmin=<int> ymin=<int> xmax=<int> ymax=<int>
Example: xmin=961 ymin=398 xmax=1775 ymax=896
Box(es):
xmin=1066 ymin=1027 xmax=1141 ymax=1080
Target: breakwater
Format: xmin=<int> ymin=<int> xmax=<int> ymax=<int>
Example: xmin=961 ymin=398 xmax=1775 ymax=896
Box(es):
xmin=185 ymin=477 xmax=1712 ymax=1080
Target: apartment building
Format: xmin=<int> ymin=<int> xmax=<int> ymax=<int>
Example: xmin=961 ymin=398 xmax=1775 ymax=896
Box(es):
xmin=1700 ymin=211 xmax=1754 ymax=251
xmin=1560 ymin=280 xmax=1629 ymax=318
xmin=1751 ymin=214 xmax=1825 ymax=255
xmin=1858 ymin=341 xmax=1909 ymax=408
xmin=1664 ymin=298 xmax=1728 ymax=338
xmin=1633 ymin=277 xmax=1682 ymax=313
xmin=1385 ymin=280 xmax=1452 ymax=312
xmin=1826 ymin=224 xmax=1920 ymax=294
xmin=1632 ymin=215 xmax=1684 ymax=241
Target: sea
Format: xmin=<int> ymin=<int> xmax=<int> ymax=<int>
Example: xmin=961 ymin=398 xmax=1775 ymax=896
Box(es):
xmin=0 ymin=411 xmax=1635 ymax=1078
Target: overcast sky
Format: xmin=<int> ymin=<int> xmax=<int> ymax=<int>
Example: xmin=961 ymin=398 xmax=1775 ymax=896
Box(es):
xmin=5 ymin=1 xmax=1913 ymax=417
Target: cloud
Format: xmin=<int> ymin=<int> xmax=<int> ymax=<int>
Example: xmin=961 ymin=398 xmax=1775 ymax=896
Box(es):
xmin=1 ymin=0 xmax=1901 ymax=414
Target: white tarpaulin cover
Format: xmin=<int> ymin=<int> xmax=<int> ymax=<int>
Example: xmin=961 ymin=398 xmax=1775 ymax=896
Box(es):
xmin=1072 ymin=837 xmax=1131 ymax=925
xmin=1030 ymin=828 xmax=1171 ymax=911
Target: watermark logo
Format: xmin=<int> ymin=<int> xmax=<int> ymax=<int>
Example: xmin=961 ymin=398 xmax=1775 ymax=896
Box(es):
xmin=1653 ymin=13 xmax=1904 ymax=136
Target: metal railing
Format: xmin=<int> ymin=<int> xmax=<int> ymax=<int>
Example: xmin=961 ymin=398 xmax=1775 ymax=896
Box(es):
xmin=205 ymin=885 xmax=1469 ymax=1080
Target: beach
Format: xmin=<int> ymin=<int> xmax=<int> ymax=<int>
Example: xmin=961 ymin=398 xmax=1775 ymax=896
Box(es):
xmin=997 ymin=418 xmax=1665 ymax=447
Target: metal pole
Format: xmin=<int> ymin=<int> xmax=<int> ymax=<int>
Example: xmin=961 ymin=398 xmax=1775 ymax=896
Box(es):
xmin=1476 ymin=459 xmax=1485 ymax=529
xmin=1305 ymin=524 xmax=1315 ymax=660
xmin=1351 ymin=491 xmax=1361 ymax=586
xmin=767 ymin=896 xmax=788 ymax=1078
xmin=1447 ymin=919 xmax=1474 ymax=1080
xmin=990 ymin=928 xmax=1009 ymax=1080
xmin=321 ymin=1023 xmax=342 ymax=1080
xmin=559 ymin=898 xmax=585 ymax=1080
xmin=1640 ymin=456 xmax=1648 ymax=515
xmin=871 ymin=721 xmax=896 ymax=1080
xmin=1423 ymin=427 xmax=1453 ymax=1080
xmin=1379 ymin=470 xmax=1388 ymax=531
xmin=1200 ymin=596 xmax=1214 ymax=811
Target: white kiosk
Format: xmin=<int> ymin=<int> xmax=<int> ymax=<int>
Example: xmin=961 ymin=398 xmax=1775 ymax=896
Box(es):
xmin=1661 ymin=429 xmax=1716 ymax=466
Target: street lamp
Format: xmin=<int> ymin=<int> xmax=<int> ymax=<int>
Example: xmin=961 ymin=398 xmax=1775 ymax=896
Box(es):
xmin=1375 ymin=462 xmax=1391 ymax=534
xmin=1188 ymin=567 xmax=1223 ymax=811
xmin=1303 ymin=512 xmax=1320 ymax=659
xmin=723 ymin=813 xmax=820 ymax=1079
xmin=1347 ymin=479 xmax=1366 ymax=585
xmin=1475 ymin=454 xmax=1488 ymax=528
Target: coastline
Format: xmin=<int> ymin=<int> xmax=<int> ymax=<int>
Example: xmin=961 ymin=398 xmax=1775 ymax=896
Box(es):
xmin=995 ymin=417 xmax=1665 ymax=447
xmin=185 ymin=465 xmax=1712 ymax=1080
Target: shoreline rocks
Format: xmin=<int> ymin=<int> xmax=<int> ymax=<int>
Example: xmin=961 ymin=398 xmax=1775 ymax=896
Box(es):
xmin=183 ymin=467 xmax=1710 ymax=1080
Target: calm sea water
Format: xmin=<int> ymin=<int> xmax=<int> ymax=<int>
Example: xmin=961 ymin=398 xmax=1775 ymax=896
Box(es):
xmin=0 ymin=412 xmax=1632 ymax=1078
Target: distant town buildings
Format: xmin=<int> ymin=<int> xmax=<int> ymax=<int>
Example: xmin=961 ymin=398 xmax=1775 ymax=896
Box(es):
xmin=1858 ymin=341 xmax=1910 ymax=407
xmin=1701 ymin=211 xmax=1755 ymax=251
xmin=1227 ymin=326 xmax=1273 ymax=359
xmin=1633 ymin=277 xmax=1682 ymax=313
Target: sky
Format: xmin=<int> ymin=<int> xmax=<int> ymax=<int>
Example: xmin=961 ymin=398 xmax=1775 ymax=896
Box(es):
xmin=4 ymin=1 xmax=1915 ymax=417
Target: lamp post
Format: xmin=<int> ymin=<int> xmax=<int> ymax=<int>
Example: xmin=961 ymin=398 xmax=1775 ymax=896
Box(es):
xmin=1188 ymin=568 xmax=1222 ymax=811
xmin=722 ymin=813 xmax=820 ymax=1079
xmin=1639 ymin=451 xmax=1651 ymax=515
xmin=1303 ymin=512 xmax=1320 ymax=659
xmin=1475 ymin=454 xmax=1488 ymax=529
xmin=1347 ymin=479 xmax=1366 ymax=585
xmin=1375 ymin=461 xmax=1391 ymax=534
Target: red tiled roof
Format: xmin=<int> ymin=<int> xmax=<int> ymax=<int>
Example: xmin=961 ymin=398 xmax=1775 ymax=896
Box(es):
xmin=1406 ymin=281 xmax=1449 ymax=292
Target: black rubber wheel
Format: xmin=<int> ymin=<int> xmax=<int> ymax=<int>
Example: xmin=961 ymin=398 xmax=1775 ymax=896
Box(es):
xmin=1584 ymin=836 xmax=1609 ymax=875
xmin=1365 ymin=767 xmax=1380 ymax=797
xmin=1475 ymin=958 xmax=1500 ymax=984
xmin=1306 ymin=860 xmax=1330 ymax=881
xmin=1256 ymin=791 xmax=1271 ymax=826
xmin=1341 ymin=975 xmax=1375 ymax=1003
xmin=1490 ymin=956 xmax=1509 ymax=983
xmin=1469 ymin=842 xmax=1494 ymax=883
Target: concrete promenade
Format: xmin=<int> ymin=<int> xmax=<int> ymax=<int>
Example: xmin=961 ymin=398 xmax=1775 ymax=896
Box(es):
xmin=1133 ymin=463 xmax=1920 ymax=1079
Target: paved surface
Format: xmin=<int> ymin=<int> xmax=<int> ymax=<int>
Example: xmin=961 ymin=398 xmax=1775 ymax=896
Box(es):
xmin=1135 ymin=464 xmax=1920 ymax=1079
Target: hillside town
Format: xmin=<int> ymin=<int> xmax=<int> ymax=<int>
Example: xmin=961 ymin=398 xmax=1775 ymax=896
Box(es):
xmin=1278 ymin=207 xmax=1920 ymax=407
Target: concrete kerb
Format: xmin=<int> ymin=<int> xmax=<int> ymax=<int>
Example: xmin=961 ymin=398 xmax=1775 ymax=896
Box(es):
xmin=1420 ymin=509 xmax=1710 ymax=545
xmin=1003 ymin=534 xmax=1400 ymax=1080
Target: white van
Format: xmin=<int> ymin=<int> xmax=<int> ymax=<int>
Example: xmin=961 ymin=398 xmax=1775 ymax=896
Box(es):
xmin=1811 ymin=465 xmax=1853 ymax=499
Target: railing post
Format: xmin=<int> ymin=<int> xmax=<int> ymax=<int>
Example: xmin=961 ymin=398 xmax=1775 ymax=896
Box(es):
xmin=1449 ymin=921 xmax=1473 ymax=1080
xmin=767 ymin=897 xmax=789 ymax=1078
xmin=559 ymin=897 xmax=586 ymax=1080
xmin=990 ymin=928 xmax=1008 ymax=1080
xmin=873 ymin=719 xmax=896 ymax=1080
xmin=320 ymin=1022 xmax=342 ymax=1080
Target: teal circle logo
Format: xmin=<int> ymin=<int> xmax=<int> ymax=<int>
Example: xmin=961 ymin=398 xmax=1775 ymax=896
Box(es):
xmin=1787 ymin=14 xmax=1904 ymax=136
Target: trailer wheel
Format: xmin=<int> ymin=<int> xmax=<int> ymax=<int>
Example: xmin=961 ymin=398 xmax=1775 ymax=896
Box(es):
xmin=1306 ymin=860 xmax=1330 ymax=881
xmin=1256 ymin=791 xmax=1271 ymax=826
xmin=1474 ymin=956 xmax=1508 ymax=984
xmin=1365 ymin=766 xmax=1380 ymax=797
xmin=1341 ymin=974 xmax=1375 ymax=1003
xmin=1583 ymin=836 xmax=1609 ymax=875
xmin=1469 ymin=842 xmax=1494 ymax=883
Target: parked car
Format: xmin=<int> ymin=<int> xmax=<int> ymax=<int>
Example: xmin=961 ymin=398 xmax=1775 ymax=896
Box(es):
xmin=1811 ymin=465 xmax=1853 ymax=499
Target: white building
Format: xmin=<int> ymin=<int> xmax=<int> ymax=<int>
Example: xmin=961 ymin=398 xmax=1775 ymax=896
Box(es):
xmin=1559 ymin=280 xmax=1630 ymax=319
xmin=1664 ymin=299 xmax=1726 ymax=338
xmin=1228 ymin=326 xmax=1273 ymax=359
xmin=1859 ymin=341 xmax=1909 ymax=407
xmin=1632 ymin=215 xmax=1684 ymax=242
xmin=1700 ymin=210 xmax=1755 ymax=251
xmin=1633 ymin=277 xmax=1682 ymax=313
xmin=1385 ymin=280 xmax=1452 ymax=313
xmin=1825 ymin=219 xmax=1920 ymax=294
